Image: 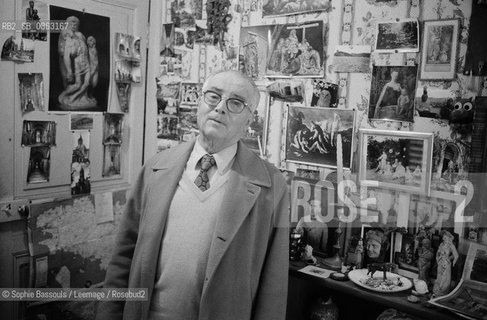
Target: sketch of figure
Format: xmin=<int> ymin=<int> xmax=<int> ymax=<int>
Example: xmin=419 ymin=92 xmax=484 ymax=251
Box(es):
xmin=57 ymin=16 xmax=97 ymax=109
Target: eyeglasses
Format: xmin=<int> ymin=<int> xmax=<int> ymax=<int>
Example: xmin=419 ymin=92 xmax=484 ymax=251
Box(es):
xmin=203 ymin=90 xmax=249 ymax=114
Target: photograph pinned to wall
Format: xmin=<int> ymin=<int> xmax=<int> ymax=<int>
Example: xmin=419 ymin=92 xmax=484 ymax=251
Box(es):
xmin=27 ymin=146 xmax=50 ymax=184
xmin=480 ymin=77 xmax=487 ymax=97
xmin=358 ymin=129 xmax=433 ymax=195
xmin=285 ymin=106 xmax=355 ymax=169
xmin=49 ymin=6 xmax=110 ymax=112
xmin=414 ymin=82 xmax=456 ymax=120
xmin=332 ymin=45 xmax=371 ymax=73
xmin=374 ymin=18 xmax=419 ymax=53
xmin=18 ymin=73 xmax=44 ymax=114
xmin=239 ymin=25 xmax=272 ymax=80
xmin=179 ymin=82 xmax=202 ymax=106
xmin=266 ymin=20 xmax=326 ymax=77
xmin=368 ymin=65 xmax=418 ymax=122
xmin=133 ymin=37 xmax=141 ymax=60
xmin=159 ymin=54 xmax=183 ymax=77
xmin=115 ymin=58 xmax=133 ymax=83
xmin=21 ymin=121 xmax=56 ymax=147
xmin=420 ymin=19 xmax=460 ymax=81
xmin=408 ymin=193 xmax=455 ymax=235
xmin=262 ymin=0 xmax=331 ymax=17
xmin=430 ymin=137 xmax=469 ymax=192
xmin=1 ymin=35 xmax=34 ymax=63
xmin=103 ymin=113 xmax=123 ymax=144
xmin=156 ymin=81 xmax=180 ymax=115
xmin=71 ymin=131 xmax=90 ymax=195
xmin=266 ymin=80 xmax=305 ymax=103
xmin=173 ymin=27 xmax=196 ymax=50
xmin=168 ymin=0 xmax=202 ymax=28
xmin=194 ymin=24 xmax=213 ymax=44
xmin=21 ymin=0 xmax=48 ymax=41
xmin=116 ymin=82 xmax=131 ymax=113
xmin=160 ymin=23 xmax=176 ymax=57
xmin=115 ymin=32 xmax=134 ymax=58
xmin=157 ymin=115 xmax=179 ymax=144
xmin=310 ymin=80 xmax=338 ymax=108
xmin=242 ymin=90 xmax=270 ymax=156
xmin=295 ymin=168 xmax=320 ymax=180
xmin=69 ymin=113 xmax=93 ymax=131
xmin=222 ymin=45 xmax=239 ymax=71
xmin=178 ymin=105 xmax=198 ymax=142
xmin=102 ymin=144 xmax=121 ymax=177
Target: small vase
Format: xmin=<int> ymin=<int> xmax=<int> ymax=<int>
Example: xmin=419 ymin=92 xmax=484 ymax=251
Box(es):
xmin=309 ymin=297 xmax=339 ymax=320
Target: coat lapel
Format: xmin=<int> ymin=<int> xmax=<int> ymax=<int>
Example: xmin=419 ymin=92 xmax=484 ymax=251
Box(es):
xmin=203 ymin=142 xmax=271 ymax=294
xmin=138 ymin=141 xmax=195 ymax=316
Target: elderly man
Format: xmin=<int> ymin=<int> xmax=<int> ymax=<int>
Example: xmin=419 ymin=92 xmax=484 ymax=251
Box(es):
xmin=97 ymin=70 xmax=289 ymax=320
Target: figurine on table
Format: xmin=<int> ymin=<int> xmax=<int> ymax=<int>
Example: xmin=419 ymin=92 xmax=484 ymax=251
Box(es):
xmin=433 ymin=230 xmax=459 ymax=297
xmin=417 ymin=238 xmax=434 ymax=283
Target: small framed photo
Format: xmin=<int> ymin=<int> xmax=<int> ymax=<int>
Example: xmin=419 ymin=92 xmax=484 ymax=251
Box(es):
xmin=358 ymin=129 xmax=433 ymax=195
xmin=285 ymin=105 xmax=355 ymax=169
xmin=374 ymin=18 xmax=419 ymax=53
xmin=419 ymin=19 xmax=460 ymax=80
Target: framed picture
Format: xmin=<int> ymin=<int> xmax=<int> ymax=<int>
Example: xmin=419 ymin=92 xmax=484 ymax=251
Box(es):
xmin=374 ymin=18 xmax=419 ymax=53
xmin=241 ymin=89 xmax=270 ymax=156
xmin=285 ymin=105 xmax=355 ymax=169
xmin=262 ymin=0 xmax=331 ymax=17
xmin=103 ymin=113 xmax=124 ymax=144
xmin=420 ymin=19 xmax=460 ymax=80
xmin=266 ymin=21 xmax=326 ymax=78
xmin=368 ymin=65 xmax=418 ymax=122
xmin=239 ymin=25 xmax=272 ymax=80
xmin=358 ymin=129 xmax=433 ymax=195
xmin=310 ymin=80 xmax=339 ymax=108
xmin=414 ymin=82 xmax=456 ymax=120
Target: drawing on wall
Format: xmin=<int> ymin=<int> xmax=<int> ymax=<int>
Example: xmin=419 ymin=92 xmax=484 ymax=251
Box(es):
xmin=414 ymin=83 xmax=456 ymax=120
xmin=358 ymin=129 xmax=433 ymax=195
xmin=18 ymin=73 xmax=44 ymax=114
xmin=1 ymin=35 xmax=34 ymax=63
xmin=332 ymin=45 xmax=371 ymax=73
xmin=266 ymin=21 xmax=326 ymax=77
xmin=22 ymin=0 xmax=48 ymax=41
xmin=180 ymin=82 xmax=202 ymax=106
xmin=239 ymin=25 xmax=272 ymax=80
xmin=103 ymin=113 xmax=123 ymax=144
xmin=69 ymin=113 xmax=93 ymax=131
xmin=310 ymin=80 xmax=338 ymax=108
xmin=103 ymin=144 xmax=121 ymax=177
xmin=374 ymin=19 xmax=419 ymax=53
xmin=420 ymin=19 xmax=459 ymax=80
xmin=242 ymin=90 xmax=270 ymax=155
xmin=368 ymin=65 xmax=417 ymax=122
xmin=49 ymin=6 xmax=110 ymax=112
xmin=262 ymin=0 xmax=331 ymax=17
xmin=27 ymin=146 xmax=50 ymax=184
xmin=285 ymin=106 xmax=355 ymax=168
xmin=21 ymin=121 xmax=56 ymax=147
xmin=71 ymin=131 xmax=90 ymax=195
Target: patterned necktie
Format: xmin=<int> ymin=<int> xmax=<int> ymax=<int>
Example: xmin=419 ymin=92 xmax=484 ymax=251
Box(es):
xmin=194 ymin=154 xmax=216 ymax=191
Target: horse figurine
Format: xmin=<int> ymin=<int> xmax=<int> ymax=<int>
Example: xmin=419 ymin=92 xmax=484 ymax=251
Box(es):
xmin=367 ymin=262 xmax=396 ymax=280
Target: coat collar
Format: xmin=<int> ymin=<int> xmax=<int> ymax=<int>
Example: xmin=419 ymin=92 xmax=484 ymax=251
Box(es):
xmin=151 ymin=140 xmax=272 ymax=188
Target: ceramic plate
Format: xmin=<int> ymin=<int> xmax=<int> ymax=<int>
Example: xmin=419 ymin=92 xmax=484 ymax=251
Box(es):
xmin=348 ymin=268 xmax=412 ymax=293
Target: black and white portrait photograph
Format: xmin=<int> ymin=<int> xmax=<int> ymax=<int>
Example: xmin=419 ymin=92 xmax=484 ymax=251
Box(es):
xmin=310 ymin=80 xmax=338 ymax=108
xmin=18 ymin=73 xmax=44 ymax=114
xmin=71 ymin=131 xmax=90 ymax=195
xmin=49 ymin=6 xmax=110 ymax=112
xmin=368 ymin=65 xmax=418 ymax=122
xmin=375 ymin=18 xmax=419 ymax=53
xmin=285 ymin=106 xmax=355 ymax=168
xmin=358 ymin=129 xmax=433 ymax=195
xmin=103 ymin=113 xmax=124 ymax=144
xmin=266 ymin=21 xmax=326 ymax=77
xmin=27 ymin=146 xmax=50 ymax=184
xmin=21 ymin=121 xmax=56 ymax=147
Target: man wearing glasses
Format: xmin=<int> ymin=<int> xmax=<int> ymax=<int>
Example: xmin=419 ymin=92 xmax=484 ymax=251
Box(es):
xmin=97 ymin=70 xmax=289 ymax=320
